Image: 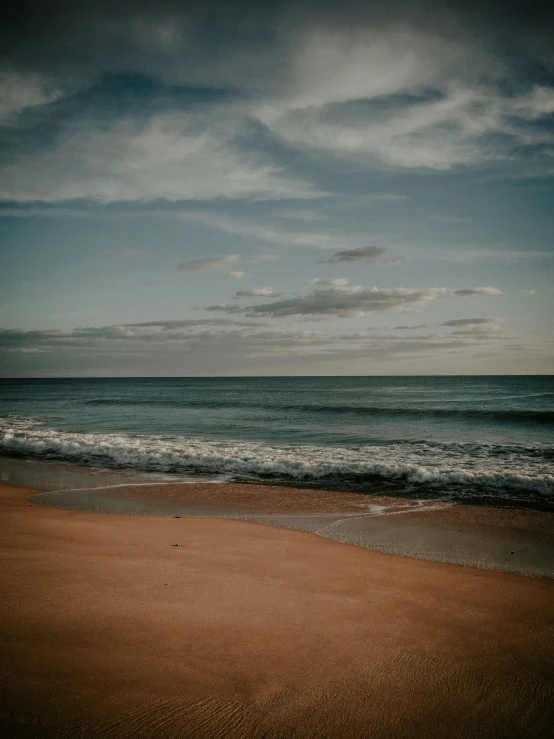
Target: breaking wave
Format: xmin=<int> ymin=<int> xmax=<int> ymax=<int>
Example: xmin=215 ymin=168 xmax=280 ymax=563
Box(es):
xmin=1 ymin=416 xmax=552 ymax=504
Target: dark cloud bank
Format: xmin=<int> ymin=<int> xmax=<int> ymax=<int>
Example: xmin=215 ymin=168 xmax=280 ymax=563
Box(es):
xmin=1 ymin=0 xmax=554 ymax=205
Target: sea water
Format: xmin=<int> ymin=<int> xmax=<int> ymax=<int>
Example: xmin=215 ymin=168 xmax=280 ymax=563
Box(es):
xmin=1 ymin=376 xmax=553 ymax=508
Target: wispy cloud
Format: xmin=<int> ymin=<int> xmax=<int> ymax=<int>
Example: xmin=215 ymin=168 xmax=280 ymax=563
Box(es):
xmin=0 ymin=315 xmax=514 ymax=375
xmin=438 ymin=249 xmax=554 ymax=263
xmin=259 ymin=83 xmax=554 ymax=173
xmin=0 ymin=108 xmax=322 ymax=204
xmin=323 ymin=246 xmax=406 ymax=266
xmin=451 ymin=287 xmax=503 ymax=296
xmin=202 ymin=285 xmax=503 ymax=319
xmin=174 ymin=212 xmax=353 ymax=251
xmin=248 ymin=254 xmax=280 ymax=262
xmin=178 ymin=255 xmax=240 ymax=271
xmin=234 ymin=288 xmax=282 ymax=298
xmin=442 ymin=317 xmax=500 ymax=327
xmin=372 ymin=193 xmax=410 ymax=201
xmin=306 ymin=278 xmax=349 ymax=286
xmin=224 ymin=271 xmax=251 ymax=279
xmin=328 ymin=245 xmax=386 ymax=263
xmin=0 ymin=72 xmax=64 ymax=123
xmin=442 ymin=317 xmax=506 ymax=337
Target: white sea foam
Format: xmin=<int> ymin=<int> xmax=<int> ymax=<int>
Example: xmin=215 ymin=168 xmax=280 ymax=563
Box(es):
xmin=0 ymin=416 xmax=553 ymax=500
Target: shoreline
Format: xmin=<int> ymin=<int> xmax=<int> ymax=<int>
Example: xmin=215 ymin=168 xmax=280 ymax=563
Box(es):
xmin=30 ymin=475 xmax=554 ymax=578
xmin=1 ymin=454 xmax=553 ymax=576
xmin=1 ymin=449 xmax=553 ymax=509
xmin=1 ymin=481 xmax=553 ymax=737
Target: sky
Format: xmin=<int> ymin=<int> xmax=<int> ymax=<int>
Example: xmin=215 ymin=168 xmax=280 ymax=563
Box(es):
xmin=0 ymin=0 xmax=553 ymax=376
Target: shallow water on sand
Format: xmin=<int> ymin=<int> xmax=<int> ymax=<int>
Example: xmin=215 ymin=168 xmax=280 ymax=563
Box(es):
xmin=27 ymin=476 xmax=554 ymax=579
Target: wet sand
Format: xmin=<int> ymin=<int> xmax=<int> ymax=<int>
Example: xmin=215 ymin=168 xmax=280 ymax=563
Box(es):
xmin=32 ymin=481 xmax=554 ymax=577
xmin=1 ymin=482 xmax=554 ymax=738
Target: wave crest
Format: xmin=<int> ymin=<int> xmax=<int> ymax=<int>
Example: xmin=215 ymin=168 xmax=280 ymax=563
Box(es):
xmin=1 ymin=416 xmax=552 ymax=503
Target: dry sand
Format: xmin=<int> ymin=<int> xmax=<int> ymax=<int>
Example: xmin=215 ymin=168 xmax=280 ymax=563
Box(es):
xmin=1 ymin=482 xmax=553 ymax=738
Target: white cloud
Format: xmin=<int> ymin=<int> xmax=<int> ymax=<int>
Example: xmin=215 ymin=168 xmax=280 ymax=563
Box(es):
xmin=522 ymin=289 xmax=538 ymax=295
xmin=235 ymin=288 xmax=282 ymax=298
xmin=257 ymin=80 xmax=554 ymax=171
xmin=224 ymin=271 xmax=251 ymax=279
xmin=511 ymin=87 xmax=554 ymax=119
xmin=178 ymin=254 xmax=240 ymax=271
xmin=306 ymin=278 xmax=349 ymax=286
xmin=451 ymin=287 xmax=503 ymax=296
xmin=0 ymin=110 xmax=321 ymax=203
xmin=172 ymin=212 xmax=359 ymax=251
xmin=284 ymin=25 xmax=483 ymax=110
xmin=0 ymin=73 xmax=64 ymax=123
xmin=377 ymin=256 xmax=408 ymax=266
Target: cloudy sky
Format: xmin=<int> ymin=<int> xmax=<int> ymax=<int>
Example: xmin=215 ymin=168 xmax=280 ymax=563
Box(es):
xmin=1 ymin=0 xmax=553 ymax=376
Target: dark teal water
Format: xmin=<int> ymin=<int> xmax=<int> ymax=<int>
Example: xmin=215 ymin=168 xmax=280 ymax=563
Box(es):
xmin=1 ymin=376 xmax=553 ymax=506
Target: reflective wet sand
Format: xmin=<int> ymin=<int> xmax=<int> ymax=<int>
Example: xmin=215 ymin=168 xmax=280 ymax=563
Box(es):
xmin=31 ymin=480 xmax=554 ymax=578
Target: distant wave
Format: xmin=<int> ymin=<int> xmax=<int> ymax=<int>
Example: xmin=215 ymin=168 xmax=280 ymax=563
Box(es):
xmin=80 ymin=398 xmax=554 ymax=423
xmin=1 ymin=416 xmax=552 ymax=502
xmin=280 ymin=405 xmax=554 ymax=422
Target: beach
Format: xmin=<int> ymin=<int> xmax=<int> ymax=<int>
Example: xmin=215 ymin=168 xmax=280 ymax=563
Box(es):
xmin=2 ymin=480 xmax=553 ymax=738
xmin=3 ymin=0 xmax=554 ymax=732
xmin=29 ymin=478 xmax=554 ymax=578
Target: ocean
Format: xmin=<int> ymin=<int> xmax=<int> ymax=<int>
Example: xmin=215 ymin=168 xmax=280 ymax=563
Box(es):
xmin=1 ymin=376 xmax=553 ymax=509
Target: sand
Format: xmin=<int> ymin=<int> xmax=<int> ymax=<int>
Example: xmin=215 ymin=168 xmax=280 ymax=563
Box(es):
xmin=32 ymin=481 xmax=554 ymax=577
xmin=1 ymin=482 xmax=553 ymax=738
